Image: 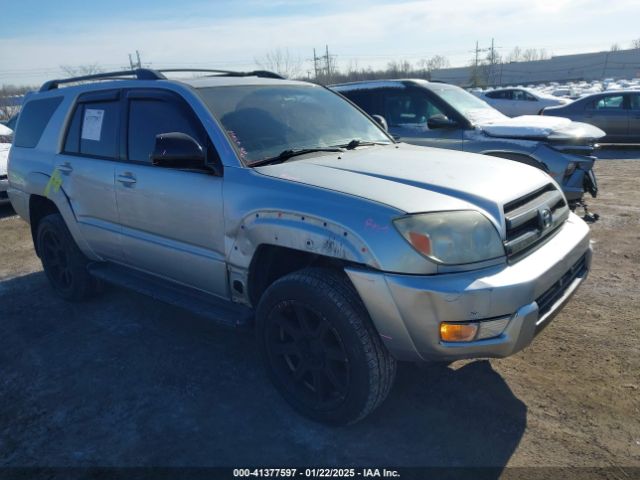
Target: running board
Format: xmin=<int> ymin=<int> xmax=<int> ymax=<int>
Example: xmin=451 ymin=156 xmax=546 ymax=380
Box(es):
xmin=87 ymin=263 xmax=254 ymax=328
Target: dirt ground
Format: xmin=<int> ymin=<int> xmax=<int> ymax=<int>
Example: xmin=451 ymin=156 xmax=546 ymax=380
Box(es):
xmin=0 ymin=156 xmax=638 ymax=475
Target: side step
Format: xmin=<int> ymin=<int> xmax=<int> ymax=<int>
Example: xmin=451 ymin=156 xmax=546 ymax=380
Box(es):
xmin=87 ymin=262 xmax=254 ymax=328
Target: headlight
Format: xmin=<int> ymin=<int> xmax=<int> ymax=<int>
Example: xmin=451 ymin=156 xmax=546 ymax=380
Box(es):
xmin=393 ymin=211 xmax=504 ymax=265
xmin=564 ymin=161 xmax=577 ymax=177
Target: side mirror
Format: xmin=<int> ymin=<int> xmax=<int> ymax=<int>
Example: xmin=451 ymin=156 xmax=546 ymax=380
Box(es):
xmin=371 ymin=114 xmax=388 ymax=131
xmin=151 ymin=132 xmax=205 ymax=168
xmin=427 ymin=114 xmax=458 ymax=130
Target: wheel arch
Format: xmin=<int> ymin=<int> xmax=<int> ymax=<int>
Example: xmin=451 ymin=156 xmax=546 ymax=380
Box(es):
xmin=228 ymin=210 xmax=380 ymax=307
xmin=23 ymin=171 xmax=98 ymax=260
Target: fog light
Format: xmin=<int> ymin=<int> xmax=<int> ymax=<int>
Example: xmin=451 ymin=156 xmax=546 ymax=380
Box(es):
xmin=440 ymin=322 xmax=478 ymax=342
xmin=476 ymin=317 xmax=510 ymax=340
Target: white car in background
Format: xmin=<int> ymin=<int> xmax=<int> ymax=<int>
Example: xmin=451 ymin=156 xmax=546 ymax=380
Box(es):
xmin=0 ymin=123 xmax=12 ymax=205
xmin=477 ymin=87 xmax=571 ymax=116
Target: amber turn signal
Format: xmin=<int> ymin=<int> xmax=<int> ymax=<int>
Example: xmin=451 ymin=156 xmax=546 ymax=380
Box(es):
xmin=440 ymin=322 xmax=479 ymax=342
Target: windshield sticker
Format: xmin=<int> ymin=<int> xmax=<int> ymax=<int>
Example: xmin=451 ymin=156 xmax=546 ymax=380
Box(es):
xmin=227 ymin=129 xmax=248 ymax=160
xmin=81 ymin=109 xmax=104 ymax=142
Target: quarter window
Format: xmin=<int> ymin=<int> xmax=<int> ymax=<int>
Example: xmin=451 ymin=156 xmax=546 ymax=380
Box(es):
xmin=630 ymin=94 xmax=640 ymax=110
xmin=14 ymin=97 xmax=63 ymax=148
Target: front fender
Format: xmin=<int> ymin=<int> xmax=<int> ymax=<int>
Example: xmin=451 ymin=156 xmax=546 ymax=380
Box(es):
xmin=226 ymin=210 xmax=379 ymax=270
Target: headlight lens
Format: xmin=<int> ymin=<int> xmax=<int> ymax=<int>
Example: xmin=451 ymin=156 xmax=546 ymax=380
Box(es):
xmin=564 ymin=161 xmax=577 ymax=177
xmin=394 ymin=211 xmax=504 ymax=265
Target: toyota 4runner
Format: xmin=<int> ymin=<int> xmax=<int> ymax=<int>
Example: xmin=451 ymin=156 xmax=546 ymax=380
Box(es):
xmin=7 ymin=69 xmax=592 ymax=424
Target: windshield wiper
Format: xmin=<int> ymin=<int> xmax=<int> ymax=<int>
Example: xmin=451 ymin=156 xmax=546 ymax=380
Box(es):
xmin=248 ymin=147 xmax=344 ymax=167
xmin=340 ymin=139 xmax=392 ymax=150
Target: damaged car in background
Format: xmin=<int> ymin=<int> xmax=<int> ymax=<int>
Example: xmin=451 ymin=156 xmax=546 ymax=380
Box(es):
xmin=332 ymin=79 xmax=604 ymax=220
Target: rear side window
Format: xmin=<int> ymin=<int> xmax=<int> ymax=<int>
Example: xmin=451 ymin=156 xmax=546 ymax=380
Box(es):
xmin=14 ymin=97 xmax=63 ymax=148
xmin=486 ymin=90 xmax=511 ymax=100
xmin=64 ymin=100 xmax=120 ymax=159
xmin=593 ymin=95 xmax=625 ymax=110
xmin=127 ymin=97 xmax=204 ymax=163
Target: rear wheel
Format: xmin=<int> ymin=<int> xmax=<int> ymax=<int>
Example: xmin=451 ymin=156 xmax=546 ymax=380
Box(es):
xmin=37 ymin=213 xmax=97 ymax=301
xmin=257 ymin=268 xmax=396 ymax=425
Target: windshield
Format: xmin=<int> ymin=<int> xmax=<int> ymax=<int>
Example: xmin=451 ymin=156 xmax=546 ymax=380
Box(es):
xmin=430 ymin=85 xmax=505 ymax=124
xmin=197 ymin=84 xmax=391 ymax=165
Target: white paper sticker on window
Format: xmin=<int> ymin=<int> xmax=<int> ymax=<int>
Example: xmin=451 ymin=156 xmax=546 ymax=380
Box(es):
xmin=81 ymin=109 xmax=105 ymax=141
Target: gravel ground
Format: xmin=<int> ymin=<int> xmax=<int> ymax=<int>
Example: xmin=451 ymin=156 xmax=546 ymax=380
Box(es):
xmin=0 ymin=155 xmax=638 ymax=475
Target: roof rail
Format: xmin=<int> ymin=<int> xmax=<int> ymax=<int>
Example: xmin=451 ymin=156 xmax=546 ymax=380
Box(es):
xmin=40 ymin=68 xmax=166 ymax=92
xmin=157 ymin=68 xmax=285 ymax=80
xmin=39 ymin=67 xmax=286 ymax=92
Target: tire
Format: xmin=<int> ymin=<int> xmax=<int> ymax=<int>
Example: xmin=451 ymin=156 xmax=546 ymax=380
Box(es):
xmin=256 ymin=268 xmax=396 ymax=425
xmin=36 ymin=213 xmax=97 ymax=301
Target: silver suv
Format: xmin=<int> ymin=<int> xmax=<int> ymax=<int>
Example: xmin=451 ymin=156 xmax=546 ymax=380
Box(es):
xmin=8 ymin=69 xmax=592 ymax=424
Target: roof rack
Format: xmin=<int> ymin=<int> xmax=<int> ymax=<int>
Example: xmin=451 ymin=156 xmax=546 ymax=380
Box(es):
xmin=40 ymin=69 xmax=165 ymax=92
xmin=157 ymin=68 xmax=285 ymax=80
xmin=39 ymin=67 xmax=285 ymax=92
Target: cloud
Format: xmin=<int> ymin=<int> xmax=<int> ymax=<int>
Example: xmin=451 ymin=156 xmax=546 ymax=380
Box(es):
xmin=1 ymin=0 xmax=639 ymax=85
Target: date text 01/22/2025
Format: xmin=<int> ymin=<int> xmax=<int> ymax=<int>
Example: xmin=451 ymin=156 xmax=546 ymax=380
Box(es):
xmin=233 ymin=468 xmax=401 ymax=478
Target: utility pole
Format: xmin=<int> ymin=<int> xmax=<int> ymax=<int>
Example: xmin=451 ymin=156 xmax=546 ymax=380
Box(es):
xmin=128 ymin=51 xmax=143 ymax=70
xmin=325 ymin=44 xmax=331 ymax=81
xmin=310 ymin=46 xmax=336 ymax=84
xmin=313 ymin=48 xmax=319 ymax=80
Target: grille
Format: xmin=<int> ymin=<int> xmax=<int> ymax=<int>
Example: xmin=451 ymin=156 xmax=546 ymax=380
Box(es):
xmin=503 ymin=184 xmax=569 ymax=262
xmin=536 ymin=254 xmax=588 ymax=319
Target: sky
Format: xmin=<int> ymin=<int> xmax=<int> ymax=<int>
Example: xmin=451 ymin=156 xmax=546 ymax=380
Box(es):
xmin=1 ymin=0 xmax=639 ymax=86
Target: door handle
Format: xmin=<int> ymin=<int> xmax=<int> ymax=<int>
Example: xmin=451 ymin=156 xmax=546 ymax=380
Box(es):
xmin=56 ymin=163 xmax=73 ymax=175
xmin=117 ymin=173 xmax=137 ymax=186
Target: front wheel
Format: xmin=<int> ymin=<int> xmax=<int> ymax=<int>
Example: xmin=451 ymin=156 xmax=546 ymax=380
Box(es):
xmin=256 ymin=268 xmax=396 ymax=425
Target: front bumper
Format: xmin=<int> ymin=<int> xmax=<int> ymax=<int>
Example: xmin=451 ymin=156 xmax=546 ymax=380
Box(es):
xmin=0 ymin=177 xmax=9 ymax=204
xmin=534 ymin=144 xmax=598 ymax=205
xmin=346 ymin=213 xmax=591 ymax=362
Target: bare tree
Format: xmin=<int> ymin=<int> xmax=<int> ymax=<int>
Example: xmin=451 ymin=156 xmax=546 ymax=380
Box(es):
xmin=521 ymin=48 xmax=549 ymax=62
xmin=386 ymin=60 xmax=412 ymax=77
xmin=506 ymin=46 xmax=522 ymax=63
xmin=60 ymin=63 xmax=103 ymax=77
xmin=631 ymin=38 xmax=640 ymax=49
xmin=417 ymin=55 xmax=450 ymax=79
xmin=254 ymin=48 xmax=302 ymax=79
xmin=0 ymin=85 xmax=32 ymax=122
xmin=610 ymin=43 xmax=621 ymax=52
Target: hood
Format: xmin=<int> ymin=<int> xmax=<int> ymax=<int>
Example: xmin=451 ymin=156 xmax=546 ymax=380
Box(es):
xmin=256 ymin=144 xmax=552 ymax=225
xmin=477 ymin=115 xmax=605 ymax=141
xmin=0 ymin=143 xmax=10 ymax=176
xmin=0 ymin=124 xmax=12 ymax=136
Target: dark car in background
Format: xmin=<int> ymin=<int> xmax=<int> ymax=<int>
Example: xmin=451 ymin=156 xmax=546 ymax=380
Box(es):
xmin=542 ymin=90 xmax=640 ymax=143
